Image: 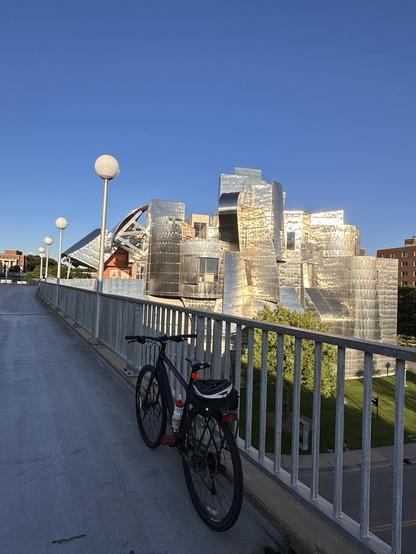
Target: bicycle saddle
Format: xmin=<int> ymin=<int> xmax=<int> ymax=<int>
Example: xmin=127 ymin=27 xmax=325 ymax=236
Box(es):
xmin=186 ymin=358 xmax=211 ymax=370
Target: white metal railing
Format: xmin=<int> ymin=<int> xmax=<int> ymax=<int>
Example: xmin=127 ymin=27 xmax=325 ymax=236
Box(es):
xmin=39 ymin=281 xmax=416 ymax=553
xmin=44 ymin=277 xmax=144 ymax=298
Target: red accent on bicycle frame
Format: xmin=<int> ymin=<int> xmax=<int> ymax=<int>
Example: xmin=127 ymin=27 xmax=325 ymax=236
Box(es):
xmin=161 ymin=434 xmax=177 ymax=445
xmin=222 ymin=412 xmax=238 ymax=423
xmin=191 ymin=372 xmax=200 ymax=379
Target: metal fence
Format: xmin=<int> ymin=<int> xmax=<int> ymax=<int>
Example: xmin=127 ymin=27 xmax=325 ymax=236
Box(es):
xmin=39 ymin=281 xmax=416 ymax=554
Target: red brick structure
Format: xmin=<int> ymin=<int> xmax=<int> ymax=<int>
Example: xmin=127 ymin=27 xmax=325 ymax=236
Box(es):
xmin=0 ymin=249 xmax=26 ymax=272
xmin=377 ymin=236 xmax=416 ymax=287
xmin=103 ymin=248 xmax=132 ymax=279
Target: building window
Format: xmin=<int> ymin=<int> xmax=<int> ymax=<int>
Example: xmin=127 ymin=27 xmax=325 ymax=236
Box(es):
xmin=389 ymin=253 xmax=395 ymax=258
xmin=286 ymin=231 xmax=296 ymax=251
xmin=198 ymin=257 xmax=219 ymax=282
xmin=401 ymin=271 xmax=408 ymax=277
xmin=402 ymin=281 xmax=408 ymax=286
xmin=401 ymin=261 xmax=408 ymax=267
xmin=244 ymin=259 xmax=253 ymax=286
xmin=402 ymin=252 xmax=409 ymax=257
xmin=193 ymin=222 xmax=207 ymax=239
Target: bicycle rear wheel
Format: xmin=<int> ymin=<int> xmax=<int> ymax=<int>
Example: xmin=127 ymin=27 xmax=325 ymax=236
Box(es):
xmin=181 ymin=409 xmax=243 ymax=531
xmin=135 ymin=365 xmax=167 ymax=448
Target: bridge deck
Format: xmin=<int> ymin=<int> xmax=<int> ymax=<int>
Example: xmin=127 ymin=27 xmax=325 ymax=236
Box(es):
xmin=0 ymin=285 xmax=275 ymax=553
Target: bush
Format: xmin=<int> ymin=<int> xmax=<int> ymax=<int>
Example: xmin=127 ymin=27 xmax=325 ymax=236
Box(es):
xmin=242 ymin=305 xmax=337 ymax=397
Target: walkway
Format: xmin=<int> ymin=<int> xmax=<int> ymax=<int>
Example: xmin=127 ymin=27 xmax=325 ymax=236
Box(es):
xmin=0 ymin=285 xmax=277 ymax=554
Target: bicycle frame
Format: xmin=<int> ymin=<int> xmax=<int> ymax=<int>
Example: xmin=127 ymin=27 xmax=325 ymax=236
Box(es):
xmin=153 ymin=348 xmax=196 ymax=437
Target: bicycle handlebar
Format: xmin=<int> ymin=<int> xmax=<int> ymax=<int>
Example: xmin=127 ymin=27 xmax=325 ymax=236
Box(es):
xmin=125 ymin=334 xmax=197 ymax=344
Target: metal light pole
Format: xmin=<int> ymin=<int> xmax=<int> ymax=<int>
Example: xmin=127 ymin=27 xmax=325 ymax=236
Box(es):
xmin=55 ymin=217 xmax=69 ymax=307
xmin=44 ymin=236 xmax=53 ymax=280
xmin=94 ymin=154 xmax=120 ymax=339
xmin=38 ymin=247 xmax=45 ymax=281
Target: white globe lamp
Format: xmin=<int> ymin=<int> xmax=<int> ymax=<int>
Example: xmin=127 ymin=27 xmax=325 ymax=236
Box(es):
xmin=55 ymin=217 xmax=69 ymax=305
xmin=94 ymin=154 xmax=120 ymax=339
xmin=43 ymin=236 xmax=53 ymax=280
xmin=94 ymin=155 xmax=120 ymax=180
xmin=38 ymin=247 xmax=45 ymax=281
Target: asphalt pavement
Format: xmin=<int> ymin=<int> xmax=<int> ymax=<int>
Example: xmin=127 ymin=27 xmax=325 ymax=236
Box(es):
xmin=300 ymin=461 xmax=416 ymax=554
xmin=0 ymin=285 xmax=278 ymax=554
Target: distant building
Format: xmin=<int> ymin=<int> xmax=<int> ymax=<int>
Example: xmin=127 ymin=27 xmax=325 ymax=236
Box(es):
xmin=0 ymin=249 xmax=26 ymax=272
xmin=377 ymin=236 xmax=416 ymax=287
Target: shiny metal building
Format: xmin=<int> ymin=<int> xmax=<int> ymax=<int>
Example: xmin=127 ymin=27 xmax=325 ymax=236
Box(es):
xmin=63 ymin=167 xmax=398 ymax=375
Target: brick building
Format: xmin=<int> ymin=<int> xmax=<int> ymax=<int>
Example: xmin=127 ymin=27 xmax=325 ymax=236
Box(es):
xmin=377 ymin=236 xmax=416 ymax=287
xmin=0 ymin=249 xmax=26 ymax=272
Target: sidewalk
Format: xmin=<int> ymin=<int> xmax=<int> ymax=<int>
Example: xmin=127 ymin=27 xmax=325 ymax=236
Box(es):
xmin=279 ymin=442 xmax=416 ymax=470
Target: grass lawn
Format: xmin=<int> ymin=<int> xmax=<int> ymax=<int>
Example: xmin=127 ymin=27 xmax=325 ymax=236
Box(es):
xmin=239 ymin=370 xmax=416 ymax=454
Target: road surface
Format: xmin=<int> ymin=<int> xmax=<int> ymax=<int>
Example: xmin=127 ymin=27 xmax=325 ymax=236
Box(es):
xmin=0 ymin=285 xmax=278 ymax=554
xmin=301 ymin=460 xmax=416 ymax=553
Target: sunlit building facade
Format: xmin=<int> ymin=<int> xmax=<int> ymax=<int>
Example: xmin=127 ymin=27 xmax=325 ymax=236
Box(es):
xmin=63 ymin=167 xmax=398 ymax=375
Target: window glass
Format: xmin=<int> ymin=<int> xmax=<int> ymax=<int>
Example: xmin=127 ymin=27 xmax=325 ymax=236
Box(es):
xmin=194 ymin=222 xmax=207 ymax=239
xmin=198 ymin=257 xmax=218 ymax=281
xmin=286 ymin=231 xmax=296 ymax=250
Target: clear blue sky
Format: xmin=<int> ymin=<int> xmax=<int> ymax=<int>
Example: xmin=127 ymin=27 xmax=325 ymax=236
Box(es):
xmin=0 ymin=0 xmax=415 ymax=258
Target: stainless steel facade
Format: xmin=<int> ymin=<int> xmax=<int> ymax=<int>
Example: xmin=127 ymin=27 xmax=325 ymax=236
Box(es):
xmin=280 ymin=210 xmax=398 ymax=376
xmin=63 ymin=167 xmax=398 ymax=369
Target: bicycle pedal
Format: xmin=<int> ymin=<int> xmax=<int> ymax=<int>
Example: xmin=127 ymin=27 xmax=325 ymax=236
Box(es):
xmin=161 ymin=434 xmax=177 ymax=446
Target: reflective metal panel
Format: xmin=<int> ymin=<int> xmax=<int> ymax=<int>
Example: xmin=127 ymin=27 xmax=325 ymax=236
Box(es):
xmin=146 ymin=200 xmax=185 ymax=297
xmin=179 ymin=238 xmax=228 ymax=299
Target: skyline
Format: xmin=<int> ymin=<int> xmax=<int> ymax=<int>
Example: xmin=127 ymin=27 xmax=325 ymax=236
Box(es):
xmin=1 ymin=1 xmax=415 ymax=258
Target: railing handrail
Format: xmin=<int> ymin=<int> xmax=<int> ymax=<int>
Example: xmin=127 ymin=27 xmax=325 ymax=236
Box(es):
xmin=54 ymin=281 xmax=416 ymax=362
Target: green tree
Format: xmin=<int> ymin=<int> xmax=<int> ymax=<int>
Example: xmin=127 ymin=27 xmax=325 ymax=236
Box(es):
xmin=25 ymin=255 xmax=41 ymax=272
xmin=242 ymin=305 xmax=337 ymax=397
xmin=398 ymin=286 xmax=416 ymax=337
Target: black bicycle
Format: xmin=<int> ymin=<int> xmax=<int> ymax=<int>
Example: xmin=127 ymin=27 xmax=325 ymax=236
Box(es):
xmin=125 ymin=333 xmax=243 ymax=531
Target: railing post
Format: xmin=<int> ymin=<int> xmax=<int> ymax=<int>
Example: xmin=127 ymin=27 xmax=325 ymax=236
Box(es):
xmin=334 ymin=345 xmax=346 ymax=516
xmin=311 ymin=341 xmax=322 ymax=501
xmin=360 ymin=352 xmax=373 ymax=538
xmin=291 ymin=337 xmax=302 ymax=486
xmin=392 ymin=359 xmax=405 ymax=553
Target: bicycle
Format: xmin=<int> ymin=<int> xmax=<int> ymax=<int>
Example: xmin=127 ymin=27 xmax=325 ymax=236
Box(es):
xmin=125 ymin=333 xmax=243 ymax=531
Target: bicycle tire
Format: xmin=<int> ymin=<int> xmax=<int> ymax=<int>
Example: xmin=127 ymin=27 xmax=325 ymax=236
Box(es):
xmin=135 ymin=365 xmax=167 ymax=448
xmin=181 ymin=409 xmax=243 ymax=531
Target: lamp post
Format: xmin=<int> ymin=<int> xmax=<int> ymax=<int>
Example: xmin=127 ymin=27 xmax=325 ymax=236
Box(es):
xmin=55 ymin=217 xmax=69 ymax=307
xmin=44 ymin=236 xmax=53 ymax=280
xmin=94 ymin=154 xmax=120 ymax=339
xmin=38 ymin=247 xmax=45 ymax=281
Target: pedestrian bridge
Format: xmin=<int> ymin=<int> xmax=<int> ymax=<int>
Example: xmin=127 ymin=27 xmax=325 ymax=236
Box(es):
xmin=1 ymin=284 xmax=415 ymax=553
xmin=0 ymin=286 xmax=277 ymax=553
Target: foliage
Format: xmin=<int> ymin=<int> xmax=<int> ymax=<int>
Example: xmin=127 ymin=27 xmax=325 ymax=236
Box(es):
xmin=8 ymin=265 xmax=21 ymax=273
xmin=242 ymin=305 xmax=337 ymax=398
xmin=398 ymin=287 xmax=416 ymax=338
xmin=25 ymin=255 xmax=40 ymax=272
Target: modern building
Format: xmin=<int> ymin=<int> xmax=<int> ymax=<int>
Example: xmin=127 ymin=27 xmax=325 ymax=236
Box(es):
xmin=63 ymin=167 xmax=398 ymax=375
xmin=377 ymin=236 xmax=416 ymax=287
xmin=0 ymin=249 xmax=26 ymax=272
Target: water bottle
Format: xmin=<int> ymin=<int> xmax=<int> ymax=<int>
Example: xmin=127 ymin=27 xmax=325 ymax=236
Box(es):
xmin=172 ymin=399 xmax=185 ymax=433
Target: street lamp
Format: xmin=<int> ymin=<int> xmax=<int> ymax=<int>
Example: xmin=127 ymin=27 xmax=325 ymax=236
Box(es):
xmin=55 ymin=217 xmax=69 ymax=306
xmin=38 ymin=247 xmax=45 ymax=281
xmin=94 ymin=154 xmax=120 ymax=338
xmin=44 ymin=236 xmax=53 ymax=280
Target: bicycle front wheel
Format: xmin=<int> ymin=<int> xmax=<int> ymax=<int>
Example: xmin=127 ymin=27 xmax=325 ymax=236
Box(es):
xmin=181 ymin=409 xmax=243 ymax=531
xmin=135 ymin=365 xmax=167 ymax=448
